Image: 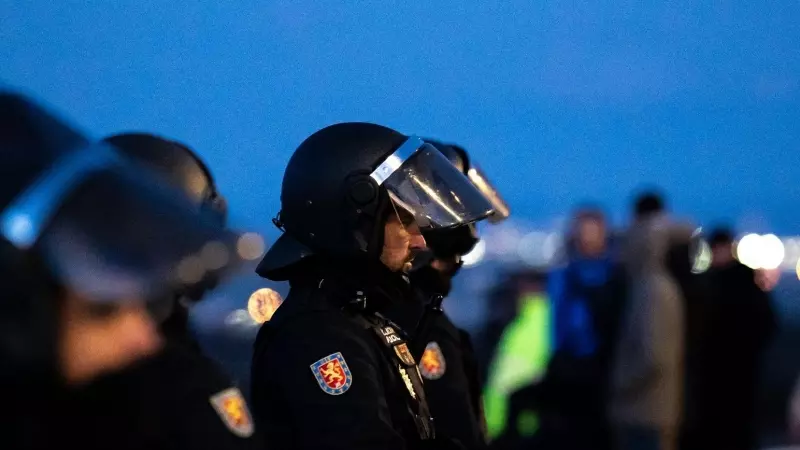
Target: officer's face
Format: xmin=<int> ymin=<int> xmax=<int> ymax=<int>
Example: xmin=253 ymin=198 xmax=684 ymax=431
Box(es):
xmin=380 ymin=209 xmax=427 ymax=273
xmin=58 ymin=293 xmax=163 ymax=385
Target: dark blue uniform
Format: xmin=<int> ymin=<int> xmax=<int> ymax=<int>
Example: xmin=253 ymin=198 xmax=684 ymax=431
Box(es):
xmin=251 ymin=269 xmax=458 ymax=450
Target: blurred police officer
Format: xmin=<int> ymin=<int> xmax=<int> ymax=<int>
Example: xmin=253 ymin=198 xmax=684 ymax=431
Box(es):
xmin=65 ymin=132 xmax=261 ymax=449
xmin=0 ymin=92 xmax=243 ymax=449
xmin=251 ymin=123 xmax=495 ymax=449
xmin=387 ymin=140 xmax=510 ymax=450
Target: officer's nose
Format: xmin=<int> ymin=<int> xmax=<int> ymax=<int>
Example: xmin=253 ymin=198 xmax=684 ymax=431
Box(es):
xmin=409 ymin=232 xmax=427 ymax=251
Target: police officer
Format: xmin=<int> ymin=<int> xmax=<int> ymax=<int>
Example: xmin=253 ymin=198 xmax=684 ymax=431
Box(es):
xmin=0 ymin=92 xmax=243 ymax=449
xmin=67 ymin=132 xmax=260 ymax=449
xmin=251 ymin=123 xmax=496 ymax=449
xmin=388 ymin=140 xmax=510 ymax=450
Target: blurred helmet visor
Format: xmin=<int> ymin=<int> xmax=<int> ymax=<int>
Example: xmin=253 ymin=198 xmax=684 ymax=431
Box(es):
xmin=466 ymin=164 xmax=510 ymax=223
xmin=1 ymin=143 xmax=242 ymax=304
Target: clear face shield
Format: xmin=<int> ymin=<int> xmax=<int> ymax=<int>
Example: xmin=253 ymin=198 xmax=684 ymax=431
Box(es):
xmin=370 ymin=136 xmax=495 ymax=231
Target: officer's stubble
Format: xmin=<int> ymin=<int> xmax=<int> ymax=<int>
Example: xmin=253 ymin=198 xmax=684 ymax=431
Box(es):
xmin=380 ymin=201 xmax=427 ymax=273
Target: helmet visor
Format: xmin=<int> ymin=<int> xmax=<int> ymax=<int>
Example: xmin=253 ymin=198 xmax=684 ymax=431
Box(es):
xmin=370 ymin=137 xmax=494 ymax=229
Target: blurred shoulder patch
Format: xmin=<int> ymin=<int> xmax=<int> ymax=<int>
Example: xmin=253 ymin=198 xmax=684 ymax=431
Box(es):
xmin=419 ymin=341 xmax=446 ymax=380
xmin=209 ymin=387 xmax=254 ymax=438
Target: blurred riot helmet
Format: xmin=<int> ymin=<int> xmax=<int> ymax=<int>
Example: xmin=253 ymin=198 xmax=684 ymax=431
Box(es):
xmin=103 ymin=133 xmax=227 ymax=226
xmin=102 ymin=133 xmax=229 ymax=325
xmin=0 ymin=92 xmax=242 ymax=384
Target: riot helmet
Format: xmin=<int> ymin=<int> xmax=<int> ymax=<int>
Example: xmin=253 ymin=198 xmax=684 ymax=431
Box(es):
xmin=0 ymin=92 xmax=242 ymax=381
xmin=256 ymin=123 xmax=495 ymax=281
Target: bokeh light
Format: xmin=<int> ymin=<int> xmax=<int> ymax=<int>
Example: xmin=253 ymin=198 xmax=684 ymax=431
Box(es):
xmin=247 ymin=288 xmax=284 ymax=323
xmin=462 ymin=239 xmax=486 ymax=267
xmin=760 ymin=234 xmax=786 ymax=270
xmin=736 ymin=233 xmax=785 ymax=270
xmin=237 ymin=232 xmax=266 ymax=260
xmin=736 ymin=233 xmax=762 ymax=269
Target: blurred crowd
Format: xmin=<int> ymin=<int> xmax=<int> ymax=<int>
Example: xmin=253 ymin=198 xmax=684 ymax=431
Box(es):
xmin=476 ymin=191 xmax=780 ymax=450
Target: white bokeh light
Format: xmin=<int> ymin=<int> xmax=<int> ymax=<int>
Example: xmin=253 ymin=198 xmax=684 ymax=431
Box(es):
xmin=517 ymin=231 xmax=548 ymax=267
xmin=225 ymin=309 xmax=255 ymax=327
xmin=735 ymin=233 xmax=785 ymax=270
xmin=735 ymin=233 xmax=763 ymax=269
xmin=461 ymin=239 xmax=486 ymax=267
xmin=760 ymin=234 xmax=785 ymax=270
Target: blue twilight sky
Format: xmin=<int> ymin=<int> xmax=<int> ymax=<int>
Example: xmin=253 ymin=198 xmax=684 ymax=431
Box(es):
xmin=2 ymin=1 xmax=800 ymax=236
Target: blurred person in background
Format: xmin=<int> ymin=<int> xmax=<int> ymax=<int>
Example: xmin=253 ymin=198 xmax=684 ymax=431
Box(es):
xmin=73 ymin=132 xmax=261 ymax=449
xmin=387 ymin=139 xmax=511 ymax=450
xmin=475 ymin=270 xmax=542 ymax=386
xmin=609 ymin=191 xmax=694 ymax=450
xmin=522 ymin=206 xmax=626 ymax=450
xmin=482 ymin=269 xmax=552 ymax=448
xmin=788 ymin=375 xmax=800 ymax=445
xmin=0 ymin=92 xmax=243 ymax=448
xmin=667 ymin=226 xmax=711 ymax=450
xmin=251 ymin=123 xmax=495 ymax=449
xmin=686 ymin=227 xmax=776 ymax=450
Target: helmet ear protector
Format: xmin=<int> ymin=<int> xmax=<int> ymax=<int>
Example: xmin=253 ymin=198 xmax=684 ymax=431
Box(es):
xmin=344 ymin=171 xmax=388 ymax=257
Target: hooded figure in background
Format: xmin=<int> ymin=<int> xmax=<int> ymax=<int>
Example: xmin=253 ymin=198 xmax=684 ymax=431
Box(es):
xmin=682 ymin=227 xmax=776 ymax=450
xmin=609 ymin=192 xmax=694 ymax=450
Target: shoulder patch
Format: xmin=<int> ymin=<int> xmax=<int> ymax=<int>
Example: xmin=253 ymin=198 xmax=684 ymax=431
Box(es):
xmin=209 ymin=387 xmax=254 ymax=438
xmin=419 ymin=341 xmax=446 ymax=380
xmin=310 ymin=352 xmax=353 ymax=395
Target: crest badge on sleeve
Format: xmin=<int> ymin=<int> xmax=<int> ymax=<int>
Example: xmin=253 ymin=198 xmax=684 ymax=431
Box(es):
xmin=419 ymin=341 xmax=446 ymax=380
xmin=209 ymin=387 xmax=255 ymax=438
xmin=310 ymin=352 xmax=353 ymax=395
